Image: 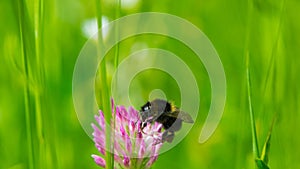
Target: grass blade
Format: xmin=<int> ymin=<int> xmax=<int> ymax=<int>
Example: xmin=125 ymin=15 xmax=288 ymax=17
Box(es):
xmin=17 ymin=0 xmax=35 ymax=168
xmin=261 ymin=115 xmax=276 ymax=165
xmin=255 ymin=159 xmax=270 ymax=169
xmin=17 ymin=0 xmax=47 ymax=168
xmin=95 ymin=0 xmax=113 ymax=168
xmin=111 ymin=0 xmax=121 ymax=168
xmin=246 ymin=52 xmax=260 ymax=159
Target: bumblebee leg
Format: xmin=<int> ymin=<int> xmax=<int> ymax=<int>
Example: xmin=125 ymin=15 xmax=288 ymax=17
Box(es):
xmin=140 ymin=118 xmax=153 ymax=134
xmin=139 ymin=122 xmax=148 ymax=134
xmin=169 ymin=119 xmax=183 ymax=132
xmin=140 ymin=122 xmax=147 ymax=130
xmin=162 ymin=131 xmax=175 ymax=143
xmin=162 ymin=130 xmax=168 ymax=139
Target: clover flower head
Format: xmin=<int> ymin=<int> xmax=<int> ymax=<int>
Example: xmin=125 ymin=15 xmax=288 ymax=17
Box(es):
xmin=92 ymin=100 xmax=163 ymax=169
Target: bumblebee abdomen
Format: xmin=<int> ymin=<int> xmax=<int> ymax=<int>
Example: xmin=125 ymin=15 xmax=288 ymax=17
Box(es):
xmin=156 ymin=115 xmax=183 ymax=131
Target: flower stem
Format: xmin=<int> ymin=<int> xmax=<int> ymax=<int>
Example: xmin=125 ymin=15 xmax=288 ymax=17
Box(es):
xmin=114 ymin=0 xmax=121 ymax=70
xmin=95 ymin=0 xmax=113 ymax=169
xmin=111 ymin=0 xmax=121 ymax=168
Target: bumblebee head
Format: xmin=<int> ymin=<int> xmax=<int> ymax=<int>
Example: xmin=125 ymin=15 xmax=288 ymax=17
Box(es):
xmin=140 ymin=101 xmax=151 ymax=121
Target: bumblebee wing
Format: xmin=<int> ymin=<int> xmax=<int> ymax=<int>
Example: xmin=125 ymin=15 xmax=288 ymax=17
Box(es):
xmin=165 ymin=110 xmax=194 ymax=123
xmin=177 ymin=111 xmax=194 ymax=123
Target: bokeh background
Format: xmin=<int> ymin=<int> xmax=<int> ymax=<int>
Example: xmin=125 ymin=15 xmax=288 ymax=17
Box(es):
xmin=1 ymin=0 xmax=299 ymax=169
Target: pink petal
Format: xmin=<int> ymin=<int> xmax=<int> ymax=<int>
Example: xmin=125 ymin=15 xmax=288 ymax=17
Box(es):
xmin=153 ymin=122 xmax=162 ymax=132
xmin=95 ymin=143 xmax=106 ymax=155
xmin=125 ymin=135 xmax=132 ymax=155
xmin=123 ymin=156 xmax=130 ymax=167
xmin=138 ymin=141 xmax=146 ymax=158
xmin=114 ymin=140 xmax=126 ymax=157
xmin=146 ymin=155 xmax=158 ymax=168
xmin=91 ymin=155 xmax=106 ymax=168
xmin=119 ymin=106 xmax=129 ymax=121
xmin=95 ymin=111 xmax=105 ymax=130
xmin=128 ymin=121 xmax=136 ymax=138
xmin=128 ymin=106 xmax=139 ymax=121
xmin=120 ymin=125 xmax=126 ymax=137
xmin=92 ymin=124 xmax=106 ymax=148
xmin=114 ymin=154 xmax=123 ymax=164
xmin=147 ymin=143 xmax=162 ymax=167
xmin=91 ymin=123 xmax=102 ymax=138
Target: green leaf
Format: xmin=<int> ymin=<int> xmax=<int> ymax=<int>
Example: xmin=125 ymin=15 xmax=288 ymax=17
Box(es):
xmin=260 ymin=115 xmax=276 ymax=165
xmin=255 ymin=159 xmax=270 ymax=169
xmin=260 ymin=130 xmax=272 ymax=164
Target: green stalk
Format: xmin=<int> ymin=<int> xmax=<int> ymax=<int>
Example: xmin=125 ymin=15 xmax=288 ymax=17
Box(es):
xmin=111 ymin=0 xmax=121 ymax=167
xmin=18 ymin=0 xmax=46 ymax=168
xmin=246 ymin=53 xmax=260 ymax=159
xmin=95 ymin=0 xmax=113 ymax=169
xmin=262 ymin=0 xmax=285 ymax=105
xmin=33 ymin=0 xmax=46 ymax=168
xmin=17 ymin=0 xmax=34 ymax=168
xmin=33 ymin=0 xmax=44 ymax=139
xmin=272 ymin=0 xmax=286 ymax=111
xmin=114 ymin=0 xmax=121 ymax=69
xmin=244 ymin=0 xmax=260 ymax=161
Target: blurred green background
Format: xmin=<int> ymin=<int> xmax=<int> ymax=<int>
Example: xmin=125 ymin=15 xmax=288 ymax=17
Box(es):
xmin=1 ymin=0 xmax=299 ymax=169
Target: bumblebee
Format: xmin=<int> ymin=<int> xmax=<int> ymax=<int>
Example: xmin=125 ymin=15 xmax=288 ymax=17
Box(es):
xmin=140 ymin=99 xmax=194 ymax=143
